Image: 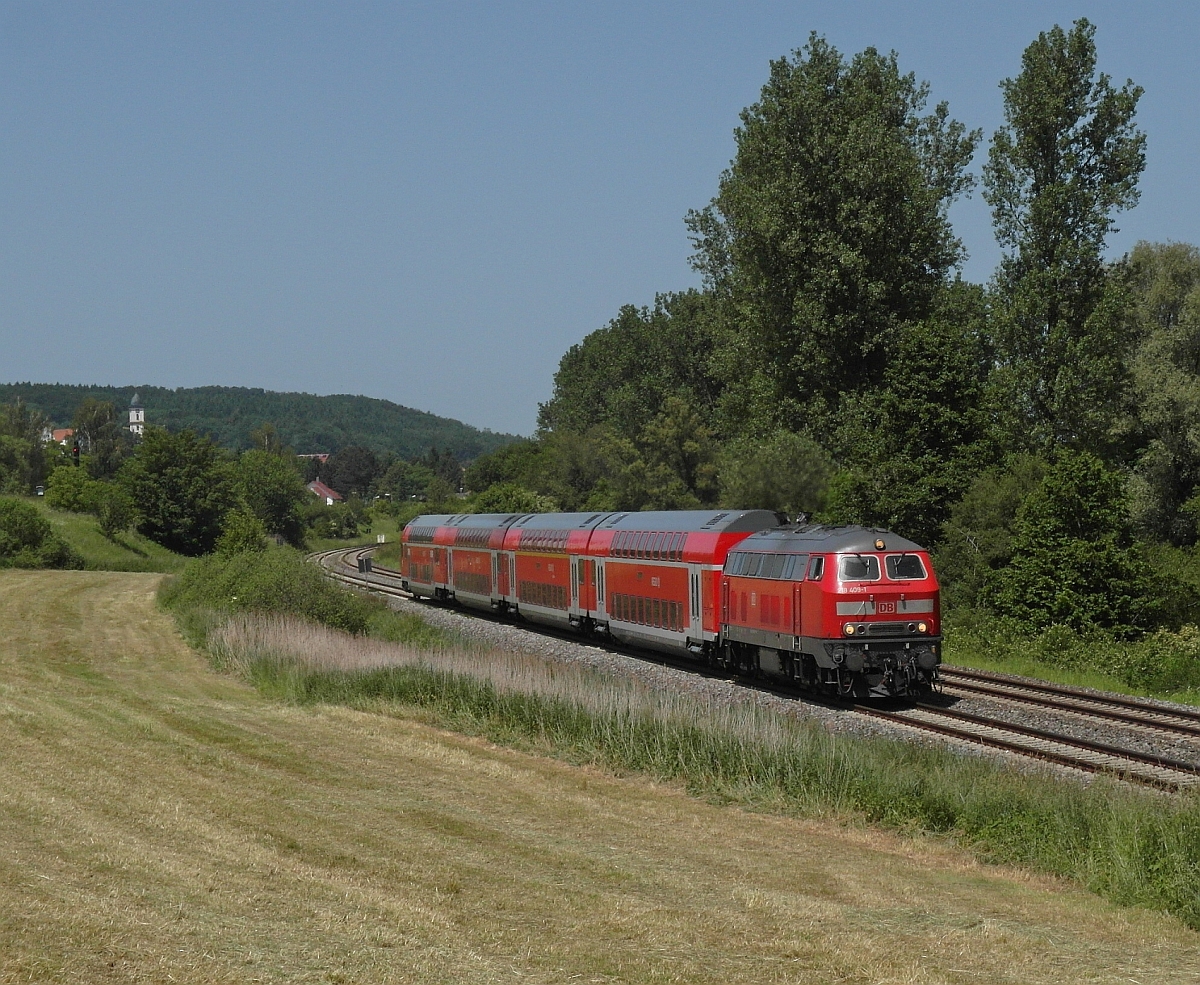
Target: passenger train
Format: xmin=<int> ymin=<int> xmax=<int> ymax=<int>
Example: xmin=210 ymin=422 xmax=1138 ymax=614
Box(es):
xmin=399 ymin=509 xmax=941 ymax=698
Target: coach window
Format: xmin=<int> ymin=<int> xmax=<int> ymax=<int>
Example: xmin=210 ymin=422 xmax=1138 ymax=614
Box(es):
xmin=840 ymin=554 xmax=881 ymax=581
xmin=670 ymin=532 xmax=684 ymax=561
xmin=637 ymin=531 xmax=650 ymax=559
xmin=807 ymin=556 xmax=825 ymax=581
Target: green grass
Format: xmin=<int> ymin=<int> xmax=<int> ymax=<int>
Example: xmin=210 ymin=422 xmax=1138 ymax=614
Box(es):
xmin=26 ymin=496 xmax=187 ymax=572
xmin=207 ymin=611 xmax=1200 ymax=934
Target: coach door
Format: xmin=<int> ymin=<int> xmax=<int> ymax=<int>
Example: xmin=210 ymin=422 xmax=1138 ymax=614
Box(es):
xmin=688 ymin=564 xmax=703 ymax=639
xmin=594 ymin=559 xmax=606 ymax=618
xmin=569 ymin=556 xmax=579 ymax=613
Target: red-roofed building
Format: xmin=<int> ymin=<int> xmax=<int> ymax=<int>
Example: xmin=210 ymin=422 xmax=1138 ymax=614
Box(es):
xmin=307 ymin=480 xmax=344 ymax=506
xmin=51 ymin=428 xmax=75 ymax=445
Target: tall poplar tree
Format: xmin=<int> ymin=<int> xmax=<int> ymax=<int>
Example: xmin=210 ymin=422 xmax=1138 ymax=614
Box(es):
xmin=984 ymin=18 xmax=1145 ymax=452
xmin=688 ymin=34 xmax=978 ymax=434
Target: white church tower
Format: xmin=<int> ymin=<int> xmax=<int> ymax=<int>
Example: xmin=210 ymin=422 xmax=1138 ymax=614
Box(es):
xmin=129 ymin=393 xmax=145 ymax=437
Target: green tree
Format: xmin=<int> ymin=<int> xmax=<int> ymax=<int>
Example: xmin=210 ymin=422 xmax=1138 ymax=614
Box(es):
xmin=985 ymin=452 xmax=1153 ymax=634
xmin=821 ymin=283 xmax=998 ymax=544
xmin=934 ymin=454 xmax=1048 ymax=609
xmin=321 ymin=445 xmax=379 ymax=498
xmin=376 ymin=459 xmax=437 ymax=501
xmin=637 ymin=396 xmax=719 ymax=508
xmin=247 ymin=422 xmax=290 ymax=455
xmin=0 ymin=400 xmax=52 ymax=494
xmin=473 ymin=482 xmax=557 ymax=515
xmin=719 ymin=431 xmax=832 ymax=517
xmin=537 ymin=291 xmax=723 ymax=442
xmin=119 ymin=428 xmax=235 ymax=556
xmin=91 ymin=483 xmax=136 ymax=540
xmin=234 ymin=450 xmax=308 ymax=545
xmin=45 ymin=465 xmax=102 ymax=513
xmin=216 ymin=508 xmax=269 ymax=556
xmin=72 ymin=398 xmax=127 ymax=478
xmin=1122 ymin=241 xmax=1200 ymax=543
xmin=688 ymin=34 xmax=978 ymax=434
xmin=983 ymin=18 xmax=1145 ymax=452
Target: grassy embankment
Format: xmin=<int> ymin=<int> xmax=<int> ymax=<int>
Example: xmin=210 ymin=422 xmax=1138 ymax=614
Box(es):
xmin=159 ymin=551 xmax=1200 ymax=938
xmin=3 ymin=568 xmax=1199 ymax=983
xmin=24 ymin=495 xmax=187 ymax=572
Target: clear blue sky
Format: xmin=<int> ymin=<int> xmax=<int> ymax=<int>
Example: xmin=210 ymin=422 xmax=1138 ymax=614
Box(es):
xmin=2 ymin=2 xmax=1197 ymax=436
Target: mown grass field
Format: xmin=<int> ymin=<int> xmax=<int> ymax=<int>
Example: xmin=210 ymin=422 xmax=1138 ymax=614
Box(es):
xmin=2 ymin=570 xmax=1198 ymax=983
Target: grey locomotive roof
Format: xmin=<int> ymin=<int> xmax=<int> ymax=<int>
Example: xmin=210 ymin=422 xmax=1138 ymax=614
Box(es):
xmin=733 ymin=524 xmax=927 ymax=554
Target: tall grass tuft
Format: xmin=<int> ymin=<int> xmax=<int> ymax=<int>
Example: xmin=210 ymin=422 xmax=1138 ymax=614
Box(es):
xmin=210 ymin=611 xmax=1200 ymax=932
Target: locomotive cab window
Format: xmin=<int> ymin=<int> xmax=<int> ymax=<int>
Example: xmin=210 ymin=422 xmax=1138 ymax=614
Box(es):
xmin=839 ymin=554 xmax=880 ymax=581
xmin=806 ymin=556 xmax=824 ymax=580
xmin=886 ymin=553 xmax=927 ymax=580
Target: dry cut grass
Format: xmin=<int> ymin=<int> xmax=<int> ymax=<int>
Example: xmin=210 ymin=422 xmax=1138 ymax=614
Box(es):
xmin=2 ymin=569 xmax=1199 ymax=984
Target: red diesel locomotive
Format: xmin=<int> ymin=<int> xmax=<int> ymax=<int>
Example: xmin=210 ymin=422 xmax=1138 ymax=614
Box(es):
xmin=400 ymin=509 xmax=941 ymax=698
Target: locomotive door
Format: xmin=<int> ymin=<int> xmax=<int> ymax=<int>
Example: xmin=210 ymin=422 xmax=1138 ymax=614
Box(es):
xmin=792 ymin=582 xmax=803 ymax=637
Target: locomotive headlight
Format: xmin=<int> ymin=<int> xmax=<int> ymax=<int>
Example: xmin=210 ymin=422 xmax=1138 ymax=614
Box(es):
xmin=917 ymin=621 xmax=929 ymax=633
xmin=844 ymin=623 xmax=856 ymax=636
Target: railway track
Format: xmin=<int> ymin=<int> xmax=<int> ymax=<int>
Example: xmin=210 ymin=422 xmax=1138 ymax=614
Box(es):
xmin=311 ymin=545 xmax=1200 ymax=792
xmin=938 ymin=665 xmax=1200 ymax=739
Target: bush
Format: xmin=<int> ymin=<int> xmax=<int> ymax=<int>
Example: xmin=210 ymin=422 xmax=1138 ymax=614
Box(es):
xmin=946 ymin=613 xmax=1200 ymax=695
xmin=216 ymin=508 xmax=268 ymax=557
xmin=985 ymin=452 xmax=1155 ymax=635
xmin=45 ymin=466 xmax=102 ymax=513
xmin=160 ymin=548 xmax=378 ymax=635
xmin=0 ymin=497 xmax=84 ymax=569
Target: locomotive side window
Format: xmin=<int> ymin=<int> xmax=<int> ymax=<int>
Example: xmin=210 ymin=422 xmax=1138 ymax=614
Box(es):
xmin=886 ymin=554 xmax=927 ymax=580
xmin=743 ymin=554 xmax=763 ymax=577
xmin=761 ymin=554 xmax=786 ymax=579
xmin=840 ymin=554 xmax=881 ymax=581
xmin=806 ymin=556 xmax=824 ymax=581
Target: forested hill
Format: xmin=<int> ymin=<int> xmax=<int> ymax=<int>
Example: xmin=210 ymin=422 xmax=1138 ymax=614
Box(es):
xmin=0 ymin=383 xmax=518 ymax=460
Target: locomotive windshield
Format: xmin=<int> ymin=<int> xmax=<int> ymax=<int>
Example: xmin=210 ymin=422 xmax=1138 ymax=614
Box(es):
xmin=886 ymin=553 xmax=927 ymax=580
xmin=839 ymin=554 xmax=880 ymax=580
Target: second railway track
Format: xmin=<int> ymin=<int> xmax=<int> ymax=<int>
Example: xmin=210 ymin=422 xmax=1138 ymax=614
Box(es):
xmin=312 ymin=545 xmax=1200 ymax=792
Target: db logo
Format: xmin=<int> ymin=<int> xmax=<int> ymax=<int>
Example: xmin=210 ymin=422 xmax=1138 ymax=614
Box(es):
xmin=878 ymin=601 xmax=896 ymax=614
